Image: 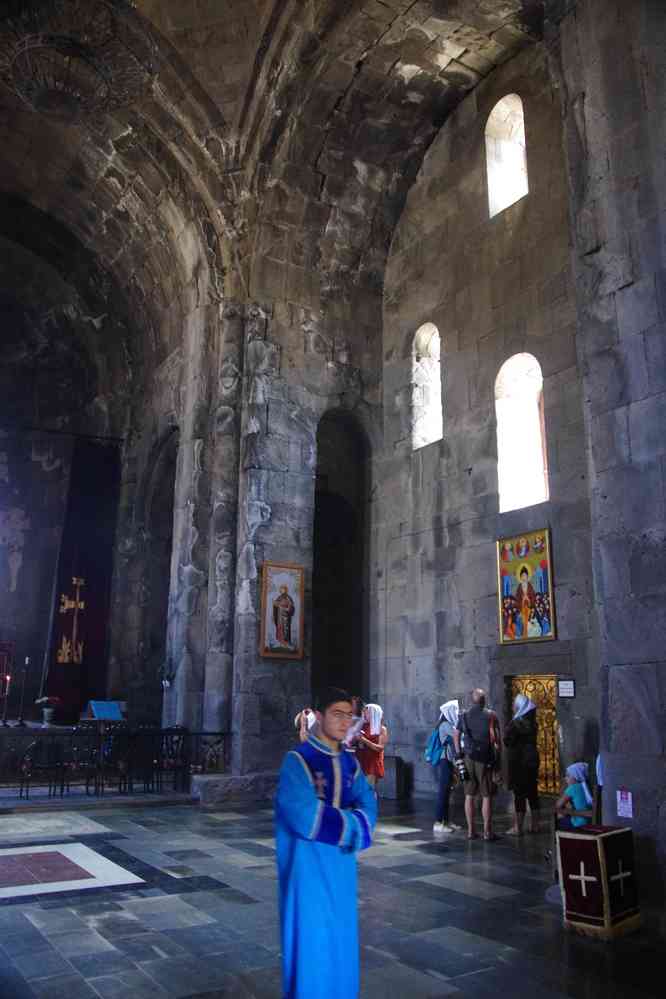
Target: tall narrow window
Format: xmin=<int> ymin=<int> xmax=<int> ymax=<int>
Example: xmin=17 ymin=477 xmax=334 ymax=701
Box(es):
xmin=412 ymin=322 xmax=442 ymax=449
xmin=495 ymin=353 xmax=548 ymax=513
xmin=485 ymin=94 xmax=529 ymax=218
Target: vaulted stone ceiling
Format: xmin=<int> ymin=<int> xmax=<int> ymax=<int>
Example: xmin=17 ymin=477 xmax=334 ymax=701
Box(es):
xmin=0 ymin=0 xmax=546 ymax=421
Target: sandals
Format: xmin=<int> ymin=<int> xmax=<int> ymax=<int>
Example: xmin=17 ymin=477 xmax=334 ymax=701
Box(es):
xmin=483 ymin=833 xmax=499 ymax=842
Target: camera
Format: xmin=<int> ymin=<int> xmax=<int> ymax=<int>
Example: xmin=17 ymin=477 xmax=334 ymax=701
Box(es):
xmin=454 ymin=755 xmax=469 ymax=783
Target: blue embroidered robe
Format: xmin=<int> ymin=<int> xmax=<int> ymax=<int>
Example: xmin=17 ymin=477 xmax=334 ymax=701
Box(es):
xmin=275 ymin=732 xmax=377 ymax=999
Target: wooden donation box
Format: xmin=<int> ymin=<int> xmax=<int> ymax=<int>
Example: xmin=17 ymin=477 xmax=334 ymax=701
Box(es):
xmin=556 ymin=825 xmax=640 ymax=940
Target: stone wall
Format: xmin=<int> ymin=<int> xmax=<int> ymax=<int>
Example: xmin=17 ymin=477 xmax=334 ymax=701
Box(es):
xmin=553 ymin=0 xmax=666 ymax=892
xmin=0 ymin=432 xmax=71 ymax=710
xmin=379 ymin=44 xmax=596 ymax=797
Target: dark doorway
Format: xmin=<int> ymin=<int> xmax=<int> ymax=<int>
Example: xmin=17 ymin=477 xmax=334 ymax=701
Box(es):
xmin=140 ymin=430 xmax=178 ymax=723
xmin=312 ymin=413 xmax=367 ymax=699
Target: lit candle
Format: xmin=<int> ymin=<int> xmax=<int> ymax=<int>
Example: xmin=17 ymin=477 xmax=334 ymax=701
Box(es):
xmin=4 ymin=675 xmax=10 ymax=699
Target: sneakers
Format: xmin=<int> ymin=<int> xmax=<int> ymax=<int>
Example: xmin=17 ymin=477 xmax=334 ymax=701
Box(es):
xmin=433 ymin=822 xmax=455 ymax=835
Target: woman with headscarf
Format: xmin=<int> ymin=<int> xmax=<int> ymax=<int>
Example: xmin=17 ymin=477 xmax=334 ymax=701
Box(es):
xmin=503 ymin=693 xmax=540 ymax=835
xmin=433 ymin=699 xmax=460 ymax=836
xmin=356 ymin=703 xmax=388 ymax=787
xmin=555 ymin=762 xmax=593 ymax=829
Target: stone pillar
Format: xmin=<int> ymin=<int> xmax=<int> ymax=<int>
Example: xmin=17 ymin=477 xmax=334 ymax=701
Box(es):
xmin=553 ymin=0 xmax=666 ymax=891
xmin=203 ymin=302 xmax=244 ymax=732
xmin=230 ymin=304 xmax=313 ymax=775
xmin=106 ymin=429 xmax=145 ymax=706
xmin=162 ymin=305 xmax=214 ymax=730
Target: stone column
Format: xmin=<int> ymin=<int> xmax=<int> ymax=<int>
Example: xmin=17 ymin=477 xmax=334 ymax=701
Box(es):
xmin=162 ymin=304 xmax=214 ymax=730
xmin=230 ymin=304 xmax=313 ymax=775
xmin=203 ymin=302 xmax=244 ymax=732
xmin=106 ymin=427 xmax=146 ymax=706
xmin=553 ymin=0 xmax=666 ymax=890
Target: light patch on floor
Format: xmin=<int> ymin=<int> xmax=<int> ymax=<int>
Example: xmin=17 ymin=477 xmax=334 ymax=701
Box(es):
xmin=0 ymin=812 xmax=110 ymax=840
xmin=375 ymin=823 xmax=423 ymax=837
xmin=412 ymin=870 xmax=519 ymax=900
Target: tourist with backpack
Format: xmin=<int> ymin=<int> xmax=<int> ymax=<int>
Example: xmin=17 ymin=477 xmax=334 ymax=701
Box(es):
xmin=427 ymin=699 xmax=461 ymax=836
xmin=452 ymin=688 xmax=502 ymax=841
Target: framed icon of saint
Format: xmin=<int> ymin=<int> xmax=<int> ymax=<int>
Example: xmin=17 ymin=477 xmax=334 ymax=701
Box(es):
xmin=259 ymin=561 xmax=305 ymax=659
xmin=496 ymin=527 xmax=556 ymax=644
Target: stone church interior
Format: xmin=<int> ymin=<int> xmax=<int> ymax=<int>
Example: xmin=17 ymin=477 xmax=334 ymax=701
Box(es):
xmin=0 ymin=1 xmax=664 ymax=997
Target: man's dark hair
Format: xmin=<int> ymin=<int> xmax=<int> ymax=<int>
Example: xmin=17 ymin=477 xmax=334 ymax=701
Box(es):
xmin=315 ymin=686 xmax=352 ymax=713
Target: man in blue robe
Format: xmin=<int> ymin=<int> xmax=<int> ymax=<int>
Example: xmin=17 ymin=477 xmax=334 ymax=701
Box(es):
xmin=275 ymin=686 xmax=378 ymax=999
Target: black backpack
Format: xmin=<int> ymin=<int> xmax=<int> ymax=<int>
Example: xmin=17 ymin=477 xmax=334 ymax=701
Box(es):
xmin=462 ymin=710 xmax=497 ymax=765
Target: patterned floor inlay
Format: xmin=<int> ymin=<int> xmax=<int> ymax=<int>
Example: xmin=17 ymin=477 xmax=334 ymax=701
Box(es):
xmin=0 ymin=843 xmax=143 ymax=899
xmin=0 ymin=850 xmax=93 ymax=888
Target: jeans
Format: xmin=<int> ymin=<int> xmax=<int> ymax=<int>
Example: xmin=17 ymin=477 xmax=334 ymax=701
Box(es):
xmin=435 ymin=759 xmax=454 ymax=823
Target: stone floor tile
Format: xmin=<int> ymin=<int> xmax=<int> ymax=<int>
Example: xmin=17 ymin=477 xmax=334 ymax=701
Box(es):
xmin=69 ymin=949 xmax=135 ymax=978
xmin=139 ymin=955 xmax=245 ymax=998
xmin=29 ymin=972 xmax=99 ymax=999
xmin=48 ymin=929 xmax=115 ymax=958
xmin=413 ymin=870 xmax=520 ymax=900
xmin=25 ymin=907 xmax=87 ymax=933
xmin=0 ymin=928 xmax=54 ymax=958
xmin=359 ymin=960 xmax=462 ymax=998
xmin=113 ymin=931 xmax=189 ymax=962
xmin=89 ymin=968 xmax=170 ymax=998
xmin=0 ymin=964 xmax=37 ymax=999
xmin=161 ymin=923 xmax=244 ymax=955
xmin=80 ymin=910 xmax=149 ymax=940
xmin=11 ymin=946 xmax=73 ymax=981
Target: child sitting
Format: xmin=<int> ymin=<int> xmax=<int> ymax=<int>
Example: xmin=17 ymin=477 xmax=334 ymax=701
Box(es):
xmin=555 ymin=762 xmax=593 ymax=830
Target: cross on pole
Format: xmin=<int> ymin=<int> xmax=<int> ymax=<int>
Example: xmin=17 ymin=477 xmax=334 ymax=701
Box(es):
xmin=57 ymin=576 xmax=86 ymax=664
xmin=610 ymin=859 xmax=632 ymax=897
xmin=568 ymin=860 xmax=598 ymax=898
xmin=314 ymin=771 xmax=328 ymax=798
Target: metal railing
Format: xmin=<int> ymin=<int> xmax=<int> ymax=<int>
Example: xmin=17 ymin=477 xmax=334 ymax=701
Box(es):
xmin=0 ymin=725 xmax=229 ymax=799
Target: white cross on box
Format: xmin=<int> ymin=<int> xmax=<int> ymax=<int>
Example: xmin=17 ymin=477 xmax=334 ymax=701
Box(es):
xmin=610 ymin=859 xmax=632 ymax=897
xmin=568 ymin=860 xmax=598 ymax=898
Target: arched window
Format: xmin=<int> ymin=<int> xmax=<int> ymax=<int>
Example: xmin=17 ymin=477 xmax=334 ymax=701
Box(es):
xmin=495 ymin=353 xmax=548 ymax=513
xmin=485 ymin=94 xmax=529 ymax=218
xmin=412 ymin=322 xmax=442 ymax=449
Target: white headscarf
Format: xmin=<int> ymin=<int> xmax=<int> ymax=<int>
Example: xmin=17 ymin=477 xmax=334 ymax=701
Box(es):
xmin=365 ymin=703 xmax=383 ymax=736
xmin=344 ymin=715 xmax=365 ymax=747
xmin=513 ymin=693 xmax=537 ymax=720
xmin=566 ymin=762 xmax=593 ymax=806
xmin=294 ymin=709 xmax=316 ymax=731
xmin=439 ymin=699 xmax=459 ymax=727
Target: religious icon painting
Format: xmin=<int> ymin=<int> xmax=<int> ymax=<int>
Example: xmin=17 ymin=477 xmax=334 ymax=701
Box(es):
xmin=259 ymin=561 xmax=305 ymax=659
xmin=496 ymin=527 xmax=556 ymax=644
